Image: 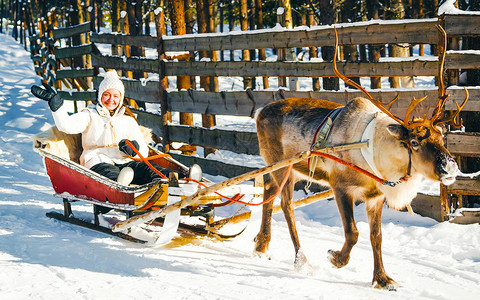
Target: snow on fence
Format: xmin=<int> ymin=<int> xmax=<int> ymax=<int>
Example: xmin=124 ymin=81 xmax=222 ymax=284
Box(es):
xmin=28 ymin=13 xmax=480 ymax=221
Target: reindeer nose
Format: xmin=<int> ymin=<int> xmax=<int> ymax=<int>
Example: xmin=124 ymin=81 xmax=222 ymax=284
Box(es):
xmin=438 ymin=157 xmax=458 ymax=185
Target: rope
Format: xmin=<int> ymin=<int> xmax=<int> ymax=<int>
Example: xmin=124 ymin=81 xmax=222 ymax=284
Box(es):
xmin=123 ymin=140 xmax=282 ymax=205
xmin=310 ymin=151 xmax=408 ymax=187
xmin=124 ymin=140 xmax=169 ymax=179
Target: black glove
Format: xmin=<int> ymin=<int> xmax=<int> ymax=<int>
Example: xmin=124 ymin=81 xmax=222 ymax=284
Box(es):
xmin=119 ymin=139 xmax=140 ymax=157
xmin=31 ymin=82 xmax=63 ymax=112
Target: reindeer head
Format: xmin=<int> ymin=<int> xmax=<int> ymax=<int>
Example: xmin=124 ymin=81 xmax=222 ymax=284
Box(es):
xmin=333 ymin=25 xmax=468 ymax=185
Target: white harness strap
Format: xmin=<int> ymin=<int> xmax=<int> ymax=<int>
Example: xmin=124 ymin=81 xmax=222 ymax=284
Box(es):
xmin=361 ymin=114 xmax=384 ymax=179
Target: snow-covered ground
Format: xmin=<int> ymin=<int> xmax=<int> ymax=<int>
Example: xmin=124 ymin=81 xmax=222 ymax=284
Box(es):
xmin=0 ymin=32 xmax=479 ymax=299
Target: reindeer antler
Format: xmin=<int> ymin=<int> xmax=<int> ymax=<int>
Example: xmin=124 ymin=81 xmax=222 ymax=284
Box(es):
xmin=332 ymin=25 xmax=468 ymax=134
xmin=429 ymin=24 xmax=469 ymax=132
xmin=333 ymin=27 xmax=404 ymax=125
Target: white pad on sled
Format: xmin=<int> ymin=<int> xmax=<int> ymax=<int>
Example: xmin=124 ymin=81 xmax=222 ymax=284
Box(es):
xmin=154 ymin=196 xmax=181 ymax=245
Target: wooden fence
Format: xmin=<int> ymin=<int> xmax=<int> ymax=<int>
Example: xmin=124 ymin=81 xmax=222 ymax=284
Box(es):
xmin=28 ymin=13 xmax=480 ymax=221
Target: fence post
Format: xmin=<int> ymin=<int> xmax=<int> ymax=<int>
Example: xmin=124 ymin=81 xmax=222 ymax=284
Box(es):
xmin=276 ymin=7 xmax=286 ymax=88
xmin=156 ymin=9 xmax=170 ymax=154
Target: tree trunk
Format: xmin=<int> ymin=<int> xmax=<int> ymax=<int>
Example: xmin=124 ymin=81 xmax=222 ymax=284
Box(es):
xmin=169 ymin=0 xmax=194 ymax=154
xmin=276 ymin=6 xmax=287 ymax=87
xmin=126 ymin=0 xmax=146 ymax=108
xmin=219 ymin=0 xmax=224 ymax=61
xmin=255 ymin=0 xmax=268 ymax=89
xmin=111 ymin=0 xmax=121 ymax=57
xmin=96 ymin=0 xmax=101 ymax=32
xmin=144 ymin=1 xmax=151 ymax=35
xmin=196 ymin=0 xmax=209 ymax=89
xmin=155 ymin=0 xmax=171 ymax=123
xmin=185 ymin=0 xmax=196 ymax=89
xmin=196 ymin=0 xmax=216 ymax=140
xmin=13 ymin=0 xmax=17 ymax=40
xmin=340 ymin=0 xmax=360 ymax=85
xmin=308 ymin=10 xmax=320 ymax=91
xmin=240 ymin=0 xmax=252 ymax=88
xmin=387 ymin=0 xmax=414 ymax=88
xmin=69 ymin=0 xmax=82 ymax=68
xmin=228 ymin=0 xmax=235 ymax=61
xmin=367 ymin=0 xmax=381 ymax=89
xmin=319 ymin=0 xmax=339 ymax=90
xmin=280 ymin=0 xmax=297 ymax=90
xmin=0 ymin=0 xmax=4 ymax=33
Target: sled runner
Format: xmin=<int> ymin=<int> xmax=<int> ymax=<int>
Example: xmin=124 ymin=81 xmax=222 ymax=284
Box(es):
xmin=34 ymin=126 xmax=265 ymax=244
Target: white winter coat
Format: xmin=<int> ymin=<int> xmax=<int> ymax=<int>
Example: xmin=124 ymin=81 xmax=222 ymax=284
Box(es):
xmin=52 ymin=103 xmax=149 ymax=169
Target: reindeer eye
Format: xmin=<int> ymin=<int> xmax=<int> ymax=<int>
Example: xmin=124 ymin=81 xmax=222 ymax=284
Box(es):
xmin=410 ymin=139 xmax=420 ymax=149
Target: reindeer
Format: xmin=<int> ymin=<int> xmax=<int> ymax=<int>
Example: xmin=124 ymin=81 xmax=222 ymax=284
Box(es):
xmin=254 ymin=25 xmax=468 ymax=290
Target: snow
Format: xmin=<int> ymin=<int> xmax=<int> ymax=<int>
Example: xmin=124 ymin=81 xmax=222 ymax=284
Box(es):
xmin=1 ymin=30 xmax=480 ymax=299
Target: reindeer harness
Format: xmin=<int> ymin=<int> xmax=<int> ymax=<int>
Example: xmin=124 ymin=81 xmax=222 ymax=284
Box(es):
xmin=307 ymin=109 xmax=411 ymax=190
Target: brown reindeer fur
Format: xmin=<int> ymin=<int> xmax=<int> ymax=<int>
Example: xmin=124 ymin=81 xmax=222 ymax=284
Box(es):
xmin=255 ymin=97 xmax=458 ymax=290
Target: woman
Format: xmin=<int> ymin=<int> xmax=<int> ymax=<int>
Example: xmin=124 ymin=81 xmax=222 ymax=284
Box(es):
xmin=31 ymin=71 xmax=196 ymax=185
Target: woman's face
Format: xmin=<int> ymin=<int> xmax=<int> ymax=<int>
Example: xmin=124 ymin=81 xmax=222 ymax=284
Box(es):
xmin=101 ymin=88 xmax=122 ymax=111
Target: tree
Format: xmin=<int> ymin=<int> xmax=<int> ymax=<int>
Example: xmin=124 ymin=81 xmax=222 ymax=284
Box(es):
xmin=367 ymin=0 xmax=382 ymax=89
xmin=168 ymin=0 xmax=195 ymax=151
xmin=386 ymin=0 xmax=414 ymax=88
xmin=319 ymin=0 xmax=339 ymax=90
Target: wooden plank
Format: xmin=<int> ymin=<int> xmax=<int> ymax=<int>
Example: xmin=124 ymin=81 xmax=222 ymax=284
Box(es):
xmin=52 ymin=22 xmax=91 ymax=39
xmin=446 ymin=132 xmax=480 ymax=156
xmin=93 ymin=76 xmax=159 ymax=103
xmin=57 ymin=90 xmax=96 ymax=101
xmin=446 ymin=51 xmax=480 ymax=69
xmin=132 ymin=109 xmax=163 ymax=138
xmin=164 ymin=59 xmax=439 ymax=77
xmin=29 ymin=34 xmax=40 ymax=41
xmin=443 ymin=14 xmax=480 ymax=36
xmin=55 ymin=68 xmax=95 ymax=80
xmin=91 ymin=54 xmax=158 ymax=73
xmin=90 ymin=33 xmax=159 ymax=49
xmin=167 ymin=89 xmax=439 ymax=116
xmin=55 ymin=44 xmax=93 ymax=59
xmin=410 ymin=193 xmax=442 ymax=222
xmin=169 ymin=153 xmax=258 ymax=179
xmin=445 ymin=178 xmax=480 ymax=195
xmin=122 ymin=79 xmax=159 ymax=102
xmin=31 ymin=55 xmax=43 ymax=63
xmin=168 ymin=126 xmax=259 ymax=155
xmin=445 ymin=87 xmax=480 ymax=112
xmin=449 ymin=209 xmax=480 ymax=224
xmin=163 ymin=19 xmax=438 ymax=51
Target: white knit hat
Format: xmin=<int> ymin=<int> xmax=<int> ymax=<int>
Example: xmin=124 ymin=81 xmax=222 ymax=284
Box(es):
xmin=97 ymin=70 xmax=125 ymax=104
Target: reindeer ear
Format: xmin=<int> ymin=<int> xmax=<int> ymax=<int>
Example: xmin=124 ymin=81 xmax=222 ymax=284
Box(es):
xmin=386 ymin=124 xmax=408 ymax=140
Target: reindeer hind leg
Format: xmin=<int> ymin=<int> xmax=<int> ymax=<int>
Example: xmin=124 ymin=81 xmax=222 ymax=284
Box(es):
xmin=329 ymin=188 xmax=359 ymax=268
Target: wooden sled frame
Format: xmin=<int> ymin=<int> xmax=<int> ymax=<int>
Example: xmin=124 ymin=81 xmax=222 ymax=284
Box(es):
xmin=33 ymin=126 xmax=269 ymax=244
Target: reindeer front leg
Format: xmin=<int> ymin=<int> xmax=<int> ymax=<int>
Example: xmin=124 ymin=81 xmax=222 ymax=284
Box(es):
xmin=279 ymin=175 xmax=308 ymax=269
xmin=254 ymin=173 xmax=278 ymax=255
xmin=366 ymin=197 xmax=399 ymax=291
xmin=329 ymin=188 xmax=359 ymax=268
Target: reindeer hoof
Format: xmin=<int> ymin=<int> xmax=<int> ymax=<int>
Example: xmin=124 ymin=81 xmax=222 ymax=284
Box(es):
xmin=253 ymin=250 xmax=271 ymax=260
xmin=328 ymin=249 xmax=349 ymax=268
xmin=294 ymin=249 xmax=308 ymax=269
xmin=372 ymin=275 xmax=400 ymax=291
xmin=294 ymin=249 xmax=314 ymax=275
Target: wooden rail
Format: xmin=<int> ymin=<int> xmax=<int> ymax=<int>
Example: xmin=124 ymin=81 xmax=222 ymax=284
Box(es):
xmin=162 ymin=19 xmax=438 ymax=51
